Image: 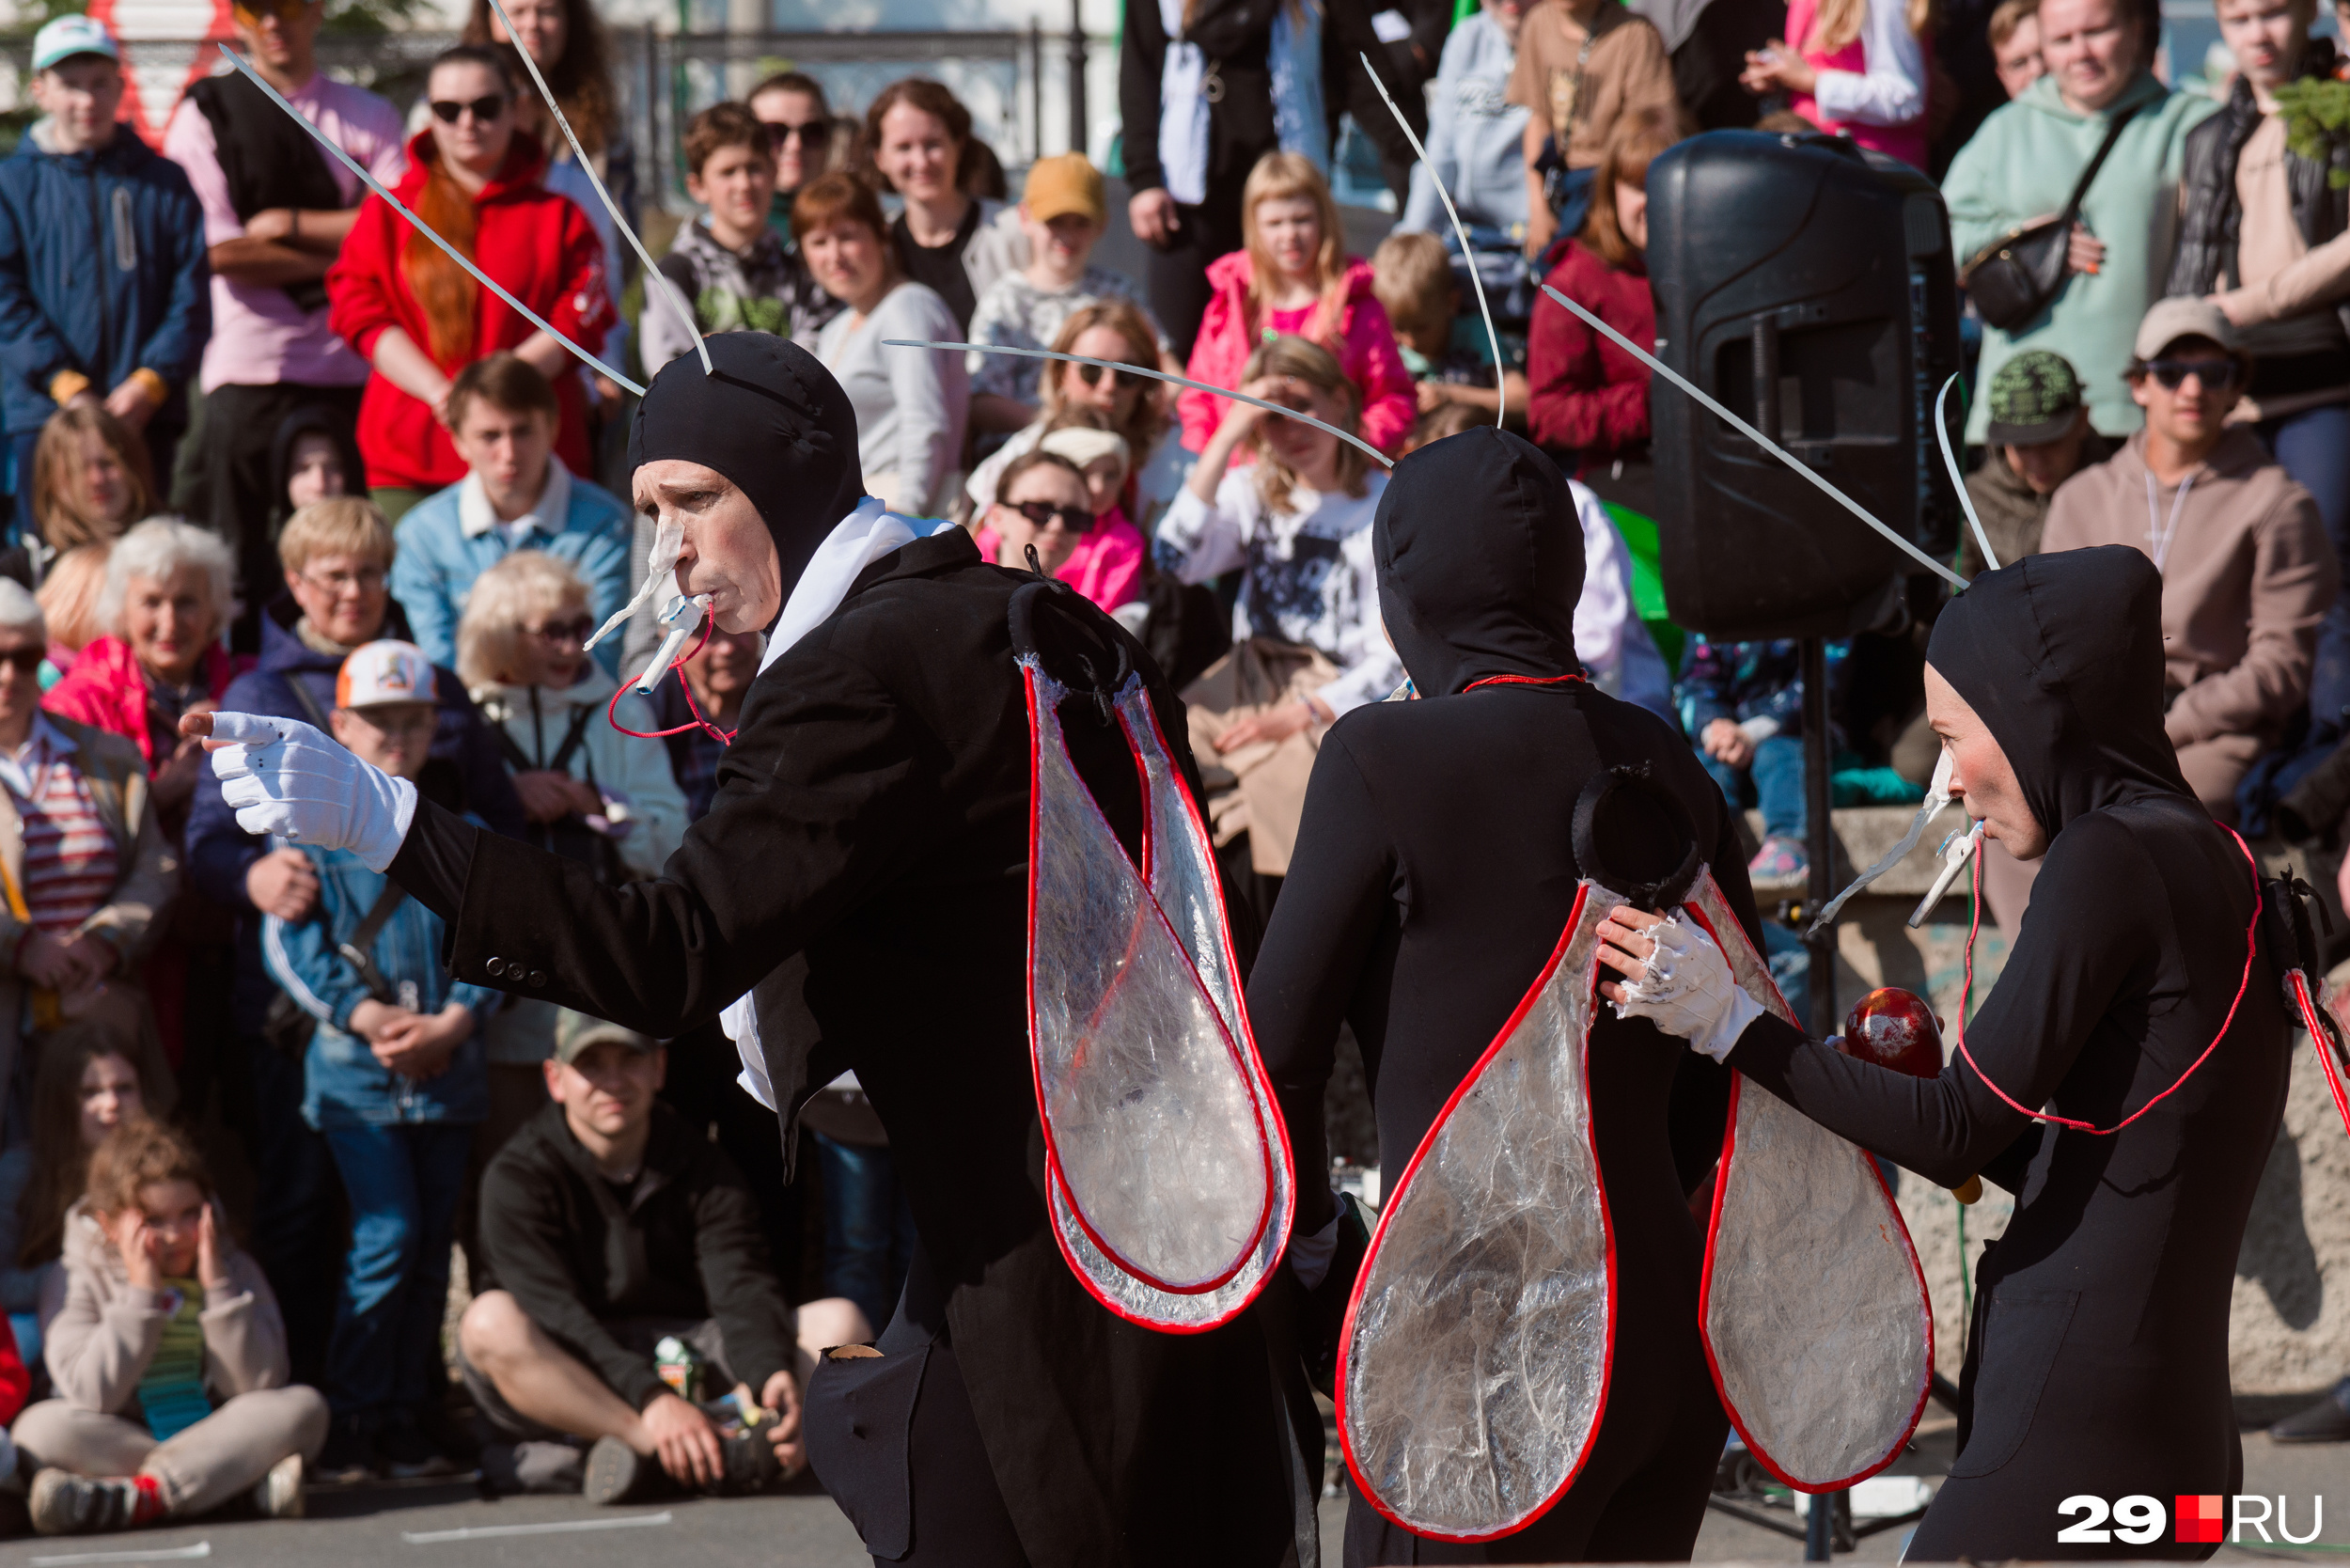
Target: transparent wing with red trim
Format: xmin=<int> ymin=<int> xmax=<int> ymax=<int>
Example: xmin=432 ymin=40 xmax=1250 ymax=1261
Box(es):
xmin=1687 ymin=873 xmax=1933 ymax=1493
xmin=1025 ymin=663 xmax=1275 ymax=1305
xmin=1338 ymin=884 xmax=1622 ymax=1542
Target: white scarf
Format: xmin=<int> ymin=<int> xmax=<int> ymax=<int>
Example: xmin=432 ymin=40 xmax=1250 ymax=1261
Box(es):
xmin=721 ymin=496 xmax=953 ymax=1106
xmin=1158 ymin=0 xmax=1212 ymax=206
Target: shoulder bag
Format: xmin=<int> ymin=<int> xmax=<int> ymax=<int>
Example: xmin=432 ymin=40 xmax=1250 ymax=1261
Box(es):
xmin=1960 ymin=102 xmax=2142 ymax=334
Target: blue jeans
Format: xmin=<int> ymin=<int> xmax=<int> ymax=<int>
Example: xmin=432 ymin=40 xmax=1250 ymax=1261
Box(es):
xmin=320 ymin=1121 xmax=473 ymax=1423
xmin=1700 ymin=731 xmax=1808 ymax=842
xmin=235 ymin=1035 xmax=343 ymax=1388
xmin=2259 ymin=404 xmax=2350 ymax=727
xmin=814 ymin=1134 xmax=917 ymax=1332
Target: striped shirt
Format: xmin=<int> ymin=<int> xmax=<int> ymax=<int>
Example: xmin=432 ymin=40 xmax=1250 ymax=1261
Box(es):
xmin=0 ymin=718 xmax=119 ymax=935
xmin=136 ymin=1278 xmax=212 ymax=1440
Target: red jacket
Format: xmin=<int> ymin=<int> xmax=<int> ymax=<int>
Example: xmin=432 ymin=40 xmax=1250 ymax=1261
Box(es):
xmin=327 ymin=132 xmax=614 ymax=492
xmin=1527 ymin=241 xmax=1655 ymax=467
xmin=44 ymin=636 xmax=243 ymax=765
xmin=1178 ymin=251 xmax=1417 ymax=457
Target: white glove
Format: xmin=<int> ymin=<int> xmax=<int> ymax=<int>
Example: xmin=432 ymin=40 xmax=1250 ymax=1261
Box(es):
xmin=208 ymin=712 xmax=417 ymax=872
xmin=1610 ymin=913 xmax=1767 ymax=1063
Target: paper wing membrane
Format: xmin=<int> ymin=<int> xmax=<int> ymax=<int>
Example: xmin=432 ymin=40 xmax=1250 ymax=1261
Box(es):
xmin=1339 ymin=884 xmax=1622 ymax=1542
xmin=1024 ymin=663 xmax=1280 ymax=1316
xmin=1684 ymin=874 xmax=1933 ymax=1493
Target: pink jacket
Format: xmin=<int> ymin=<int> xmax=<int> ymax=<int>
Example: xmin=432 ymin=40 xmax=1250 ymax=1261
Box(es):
xmin=44 ymin=638 xmax=243 ymax=766
xmin=1179 ymin=252 xmax=1417 ymax=457
xmin=976 ymin=507 xmax=1147 ymax=611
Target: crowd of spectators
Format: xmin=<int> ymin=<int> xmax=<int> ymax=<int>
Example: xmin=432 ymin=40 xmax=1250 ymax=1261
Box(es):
xmin=0 ymin=0 xmax=2342 ymax=1534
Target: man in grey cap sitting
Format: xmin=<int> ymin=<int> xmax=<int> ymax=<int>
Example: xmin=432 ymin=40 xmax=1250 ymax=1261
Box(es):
xmin=455 ymin=1009 xmax=870 ymax=1503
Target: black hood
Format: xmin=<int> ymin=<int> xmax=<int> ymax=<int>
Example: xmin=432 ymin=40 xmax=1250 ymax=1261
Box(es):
xmin=267 ymin=406 xmax=370 ymax=532
xmin=1373 ymin=427 xmax=1585 ymax=697
xmin=1925 ymin=544 xmax=2191 ymax=839
xmin=626 ymin=334 xmax=868 ymax=604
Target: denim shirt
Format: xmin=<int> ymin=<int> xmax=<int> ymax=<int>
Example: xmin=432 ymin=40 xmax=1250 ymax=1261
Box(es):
xmin=263 ymin=837 xmax=500 ymax=1129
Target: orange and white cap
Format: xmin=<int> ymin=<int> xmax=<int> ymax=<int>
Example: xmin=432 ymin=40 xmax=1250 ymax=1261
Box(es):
xmin=336 ymin=641 xmax=437 ymax=711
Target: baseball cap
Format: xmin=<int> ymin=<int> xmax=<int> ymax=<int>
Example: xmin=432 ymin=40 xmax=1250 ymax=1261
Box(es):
xmin=2134 ymin=296 xmax=2237 ymax=362
xmin=335 ymin=640 xmax=436 ymax=711
xmin=1023 ymin=152 xmax=1105 ymax=227
xmin=554 ymin=1009 xmax=656 ymax=1064
xmin=33 ymin=15 xmax=118 ymax=71
xmin=1984 ymin=350 xmax=2085 ymax=446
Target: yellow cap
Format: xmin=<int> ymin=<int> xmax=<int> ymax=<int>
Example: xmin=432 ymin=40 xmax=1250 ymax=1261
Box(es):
xmin=1023 ymin=152 xmax=1104 ymax=226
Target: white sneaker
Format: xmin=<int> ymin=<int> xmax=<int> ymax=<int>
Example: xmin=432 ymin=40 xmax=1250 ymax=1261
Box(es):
xmin=252 ymin=1454 xmax=305 ymax=1520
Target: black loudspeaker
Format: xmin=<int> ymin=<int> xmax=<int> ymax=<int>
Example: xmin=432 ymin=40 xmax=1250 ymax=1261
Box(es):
xmin=1646 ymin=130 xmax=1964 ymax=641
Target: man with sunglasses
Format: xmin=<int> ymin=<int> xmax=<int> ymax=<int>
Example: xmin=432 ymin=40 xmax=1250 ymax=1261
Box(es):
xmin=2044 ymin=296 xmax=2336 ymax=822
xmin=164 ymin=0 xmax=406 ymax=650
xmin=748 ymin=71 xmax=835 ymax=238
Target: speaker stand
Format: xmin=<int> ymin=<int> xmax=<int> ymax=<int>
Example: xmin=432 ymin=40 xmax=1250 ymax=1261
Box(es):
xmin=1799 ymin=635 xmax=1844 ymax=1560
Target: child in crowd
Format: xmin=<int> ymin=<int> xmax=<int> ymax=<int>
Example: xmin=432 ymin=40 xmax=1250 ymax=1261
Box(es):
xmin=1371 ymin=231 xmax=1528 ymax=428
xmin=967 ymin=152 xmax=1163 ymax=436
xmin=1739 ymin=0 xmax=1935 ymax=171
xmin=266 ymin=408 xmax=364 ymax=544
xmin=34 ymin=545 xmax=109 ymax=681
xmin=262 ymin=641 xmax=495 ymax=1482
xmin=1181 ymin=153 xmax=1418 ymax=457
xmin=1676 ymin=636 xmax=1847 ymax=891
xmin=1404 ymin=400 xmax=1484 ymax=453
xmin=644 ymin=102 xmax=837 ymax=372
xmin=975 ymin=412 xmax=1147 ymax=610
xmin=18 ymin=1117 xmax=325 ymax=1536
xmin=1508 ymin=0 xmax=1677 ymax=256
xmin=27 ymin=407 xmax=151 ymax=557
xmin=1988 ymin=0 xmax=2044 ymax=99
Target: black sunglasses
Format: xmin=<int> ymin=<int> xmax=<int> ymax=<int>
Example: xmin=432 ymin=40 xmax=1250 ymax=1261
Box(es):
xmin=430 ymin=93 xmax=509 ymax=124
xmin=525 ymin=615 xmax=597 ymax=645
xmin=1008 ymin=499 xmax=1097 ymax=534
xmin=1073 ymin=362 xmax=1135 ymax=388
xmin=2143 ymin=356 xmax=2240 ymax=392
xmin=0 ymin=649 xmax=40 ymax=676
xmin=765 ymin=119 xmax=827 ymax=148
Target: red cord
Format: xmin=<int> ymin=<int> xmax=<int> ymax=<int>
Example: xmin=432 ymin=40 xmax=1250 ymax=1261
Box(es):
xmin=1463 ymin=672 xmax=1589 ymax=692
xmin=603 ymin=616 xmax=737 ymax=745
xmin=1950 ymin=825 xmax=2263 ymax=1136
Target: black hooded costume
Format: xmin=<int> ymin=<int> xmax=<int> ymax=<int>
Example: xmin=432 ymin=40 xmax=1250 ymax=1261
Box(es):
xmin=1247 ymin=428 xmax=1744 ymax=1564
xmin=1722 ymin=545 xmax=2291 ymax=1560
xmin=384 ymin=337 xmax=1314 ymax=1567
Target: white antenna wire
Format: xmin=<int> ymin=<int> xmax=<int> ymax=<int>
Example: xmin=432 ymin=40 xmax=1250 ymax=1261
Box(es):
xmin=218 ymin=44 xmax=645 ymax=395
xmin=1936 ymin=373 xmax=1998 ymax=572
xmin=479 ymin=0 xmax=712 ymax=377
xmin=885 ymin=340 xmax=1396 ymax=468
xmin=1358 ymin=52 xmax=1505 ymax=429
xmin=1537 ymin=282 xmax=1967 ymax=590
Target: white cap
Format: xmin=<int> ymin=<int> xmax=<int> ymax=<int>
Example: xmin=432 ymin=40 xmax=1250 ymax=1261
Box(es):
xmin=32 ymin=16 xmax=118 ymax=72
xmin=336 ymin=641 xmax=437 ymax=710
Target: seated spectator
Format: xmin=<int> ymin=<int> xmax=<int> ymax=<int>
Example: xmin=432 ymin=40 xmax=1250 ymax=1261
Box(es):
xmin=35 ymin=546 xmax=110 ymax=682
xmin=1990 ymin=0 xmax=2046 ymax=98
xmin=265 ymin=407 xmax=366 ymax=546
xmin=975 ymin=418 xmax=1147 ymax=612
xmin=650 ymin=623 xmax=760 ymax=821
xmin=1507 ymin=0 xmax=1678 ymax=258
xmin=1405 ymin=400 xmax=1486 ymax=452
xmin=1155 ymin=337 xmax=1400 ymax=915
xmin=1181 ymin=153 xmax=1417 ymax=458
xmin=389 ymin=353 xmax=632 ymax=676
xmin=1957 ymin=348 xmax=2107 ymax=577
xmin=1678 ymin=636 xmax=1843 ymax=890
xmin=967 ymin=153 xmax=1163 ymax=437
xmin=2173 ymin=0 xmax=2350 ymax=729
xmin=1400 ymin=0 xmax=1534 ymax=241
xmin=749 ymin=71 xmax=835 ymax=240
xmin=0 ymin=1309 xmax=29 ymax=1532
xmin=325 ymin=44 xmax=614 ymax=521
xmin=799 ymin=174 xmax=970 ymax=516
xmin=866 ymin=77 xmax=1027 ymax=334
xmin=0 ymin=16 xmax=208 ymax=543
xmin=1739 ymin=0 xmax=1934 ymax=170
xmin=965 ymin=300 xmax=1185 ymax=535
xmin=2044 ymin=300 xmax=2335 ymax=821
xmin=262 ymin=640 xmax=494 ymax=1481
xmin=1942 ymin=0 xmax=2217 ymax=446
xmin=1569 ymin=474 xmax=1674 ymax=719
xmin=643 ymin=102 xmax=828 ymax=374
xmin=19 ymin=1118 xmax=325 ymax=1535
xmin=455 ymin=1011 xmax=868 ymax=1501
xmin=1372 ymin=230 xmax=1528 ymax=428
xmin=184 ymin=497 xmax=521 ymax=1386
xmin=1528 ymin=108 xmax=1677 ymax=469
xmin=27 ymin=407 xmax=152 ymax=559
xmin=976 ymin=447 xmax=1130 ymax=606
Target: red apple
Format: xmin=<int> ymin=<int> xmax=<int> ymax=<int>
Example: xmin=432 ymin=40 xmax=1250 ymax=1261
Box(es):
xmin=1839 ymin=987 xmax=1944 ymax=1080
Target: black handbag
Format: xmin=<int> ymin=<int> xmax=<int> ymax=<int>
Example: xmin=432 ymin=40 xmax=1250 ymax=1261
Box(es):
xmin=1959 ymin=102 xmax=2142 ymax=334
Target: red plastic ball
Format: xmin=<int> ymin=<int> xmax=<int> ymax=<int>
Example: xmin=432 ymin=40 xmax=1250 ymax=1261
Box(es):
xmin=1839 ymin=987 xmax=1944 ymax=1079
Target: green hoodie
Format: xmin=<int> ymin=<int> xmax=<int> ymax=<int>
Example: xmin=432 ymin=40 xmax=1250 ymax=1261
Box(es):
xmin=1945 ymin=71 xmax=2217 ymax=442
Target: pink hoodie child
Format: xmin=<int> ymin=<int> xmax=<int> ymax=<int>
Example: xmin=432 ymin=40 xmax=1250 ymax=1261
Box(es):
xmin=1178 ymin=251 xmax=1418 ymax=457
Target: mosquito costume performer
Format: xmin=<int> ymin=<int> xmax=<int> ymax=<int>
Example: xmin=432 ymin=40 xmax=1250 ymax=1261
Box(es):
xmin=1601 ymin=545 xmax=2296 ymax=1561
xmin=193 ymin=335 xmax=1315 ymax=1568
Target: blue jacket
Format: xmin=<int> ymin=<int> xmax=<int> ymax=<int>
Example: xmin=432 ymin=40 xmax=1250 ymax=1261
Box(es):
xmin=0 ymin=122 xmax=209 ymax=436
xmin=265 ymin=841 xmax=497 ymax=1129
xmin=1399 ymin=9 xmax=1529 ymax=239
xmin=188 ymin=594 xmax=525 ymax=1036
xmin=390 ymin=462 xmax=636 ymax=676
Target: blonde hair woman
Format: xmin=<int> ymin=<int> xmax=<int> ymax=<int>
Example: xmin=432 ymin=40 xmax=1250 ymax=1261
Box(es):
xmin=1739 ymin=0 xmax=1936 ymax=168
xmin=964 ymin=300 xmax=1183 ymax=532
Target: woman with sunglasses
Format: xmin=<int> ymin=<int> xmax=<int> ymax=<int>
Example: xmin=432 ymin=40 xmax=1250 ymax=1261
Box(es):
xmin=974 ymin=439 xmax=1146 ymax=614
xmin=2042 ymin=300 xmax=2335 ymax=824
xmin=327 ymin=45 xmax=615 ymax=523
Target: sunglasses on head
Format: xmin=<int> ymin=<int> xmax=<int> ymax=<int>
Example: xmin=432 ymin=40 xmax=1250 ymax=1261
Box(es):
xmin=430 ymin=93 xmax=509 ymax=124
xmin=0 ymin=649 xmax=41 ymax=676
xmin=765 ymin=119 xmax=826 ymax=148
xmin=2143 ymin=355 xmax=2240 ymax=392
xmin=1007 ymin=499 xmax=1097 ymax=533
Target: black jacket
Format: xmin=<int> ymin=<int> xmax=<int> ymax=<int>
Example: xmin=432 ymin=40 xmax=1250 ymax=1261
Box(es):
xmin=391 ymin=528 xmax=1300 ymax=1567
xmin=477 ymin=1100 xmax=797 ymax=1409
